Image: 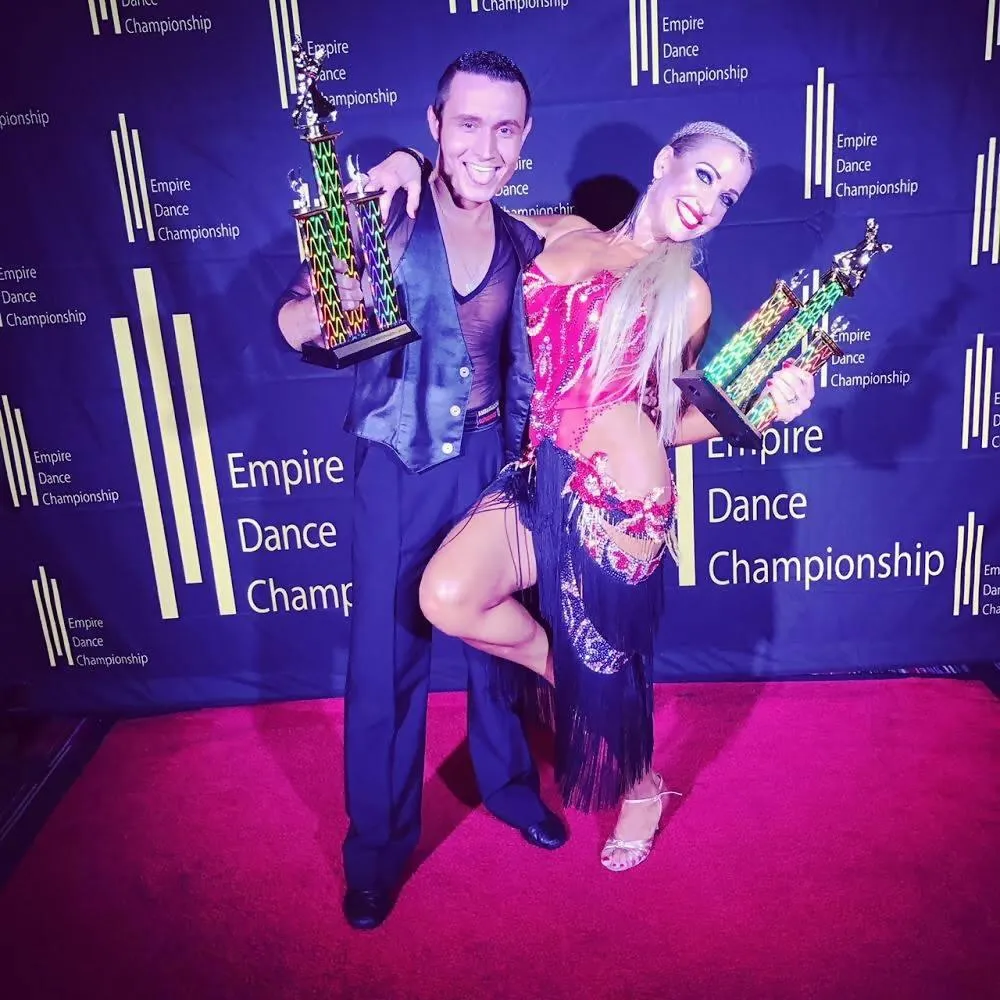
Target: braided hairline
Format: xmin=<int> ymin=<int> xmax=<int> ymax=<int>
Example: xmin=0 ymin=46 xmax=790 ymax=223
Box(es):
xmin=668 ymin=120 xmax=755 ymax=165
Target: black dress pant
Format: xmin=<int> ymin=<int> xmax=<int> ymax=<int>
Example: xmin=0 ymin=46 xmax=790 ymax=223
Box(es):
xmin=342 ymin=423 xmax=546 ymax=890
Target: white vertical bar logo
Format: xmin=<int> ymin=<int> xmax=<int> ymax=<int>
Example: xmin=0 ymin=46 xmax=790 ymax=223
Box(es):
xmin=0 ymin=394 xmax=39 ymax=508
xmin=268 ymin=0 xmax=304 ymax=109
xmin=953 ymin=512 xmax=985 ymax=616
xmin=88 ymin=0 xmax=121 ymax=35
xmin=962 ymin=333 xmax=995 ymax=449
xmin=971 ymin=136 xmax=1000 ymax=265
xmin=804 ymin=67 xmax=835 ymax=200
xmin=32 ymin=566 xmax=73 ymax=667
xmin=798 ymin=269 xmax=830 ymax=388
xmin=987 ymin=0 xmax=999 ymax=61
xmin=629 ymin=0 xmax=660 ymax=87
xmin=111 ymin=114 xmax=154 ymax=244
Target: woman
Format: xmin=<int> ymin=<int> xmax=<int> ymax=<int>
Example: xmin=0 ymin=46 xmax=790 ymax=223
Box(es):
xmin=416 ymin=121 xmax=816 ymax=871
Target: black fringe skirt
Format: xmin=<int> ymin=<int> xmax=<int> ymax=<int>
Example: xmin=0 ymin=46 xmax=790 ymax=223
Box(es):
xmin=482 ymin=439 xmax=668 ymax=814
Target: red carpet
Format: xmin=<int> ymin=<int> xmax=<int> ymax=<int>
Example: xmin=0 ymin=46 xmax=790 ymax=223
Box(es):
xmin=1 ymin=679 xmax=999 ymax=1000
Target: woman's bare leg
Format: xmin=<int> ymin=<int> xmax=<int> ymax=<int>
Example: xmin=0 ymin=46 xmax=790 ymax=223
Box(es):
xmin=420 ymin=496 xmax=553 ymax=683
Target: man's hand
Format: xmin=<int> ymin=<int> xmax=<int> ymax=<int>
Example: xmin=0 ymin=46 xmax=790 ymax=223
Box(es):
xmin=344 ymin=149 xmax=424 ymax=221
xmin=278 ymin=257 xmax=371 ymax=353
xmin=333 ymin=256 xmax=365 ymax=312
xmin=277 ymin=296 xmax=323 ymax=351
xmin=764 ymin=360 xmax=817 ymax=423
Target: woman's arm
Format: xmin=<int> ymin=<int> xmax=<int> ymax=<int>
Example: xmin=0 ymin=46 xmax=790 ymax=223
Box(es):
xmin=672 ymin=273 xmax=718 ymax=446
xmin=507 ymin=212 xmax=593 ymax=241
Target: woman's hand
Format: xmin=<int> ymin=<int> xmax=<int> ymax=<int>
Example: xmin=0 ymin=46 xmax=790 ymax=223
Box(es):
xmin=765 ymin=360 xmax=816 ymax=423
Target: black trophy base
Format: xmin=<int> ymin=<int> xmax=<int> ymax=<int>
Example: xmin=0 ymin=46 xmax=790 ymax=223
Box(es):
xmin=302 ymin=321 xmax=419 ymax=370
xmin=673 ymin=369 xmax=764 ymax=451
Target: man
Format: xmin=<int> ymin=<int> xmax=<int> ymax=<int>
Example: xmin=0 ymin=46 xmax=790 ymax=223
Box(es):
xmin=276 ymin=51 xmax=566 ymax=932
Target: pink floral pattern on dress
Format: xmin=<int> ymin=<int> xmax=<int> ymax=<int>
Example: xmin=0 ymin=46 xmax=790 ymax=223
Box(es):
xmin=523 ymin=263 xmax=646 ymax=453
xmin=520 ymin=262 xmax=677 ymax=590
xmin=565 ymin=451 xmax=674 ymax=585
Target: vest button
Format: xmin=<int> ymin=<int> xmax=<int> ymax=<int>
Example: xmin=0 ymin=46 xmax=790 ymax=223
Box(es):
xmin=450 ymin=404 xmax=461 ymax=417
xmin=442 ymin=442 xmax=454 ymax=455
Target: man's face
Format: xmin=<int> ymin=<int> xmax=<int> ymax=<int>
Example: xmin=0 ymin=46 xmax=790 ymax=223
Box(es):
xmin=427 ymin=71 xmax=532 ymax=208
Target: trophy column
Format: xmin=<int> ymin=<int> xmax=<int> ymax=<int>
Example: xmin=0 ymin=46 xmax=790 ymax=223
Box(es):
xmin=301 ymin=131 xmax=367 ymax=347
xmin=337 ymin=187 xmax=414 ymax=361
xmin=673 ymin=218 xmax=892 ymax=449
xmin=287 ymin=37 xmax=418 ymax=371
xmin=744 ymin=326 xmax=844 ymax=431
xmin=703 ymin=278 xmax=803 ymax=387
xmin=725 ymin=274 xmax=846 ymax=408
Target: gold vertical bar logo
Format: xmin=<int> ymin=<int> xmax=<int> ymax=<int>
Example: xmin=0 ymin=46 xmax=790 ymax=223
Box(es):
xmin=32 ymin=566 xmax=73 ymax=667
xmin=628 ymin=0 xmax=659 ymax=87
xmin=111 ymin=269 xmax=236 ymax=620
xmin=971 ymin=137 xmax=1000 ymax=266
xmin=132 ymin=268 xmax=202 ymax=587
xmin=673 ymin=445 xmax=696 ymax=586
xmin=0 ymin=394 xmax=39 ymax=508
xmin=961 ymin=333 xmax=995 ymax=450
xmin=804 ymin=67 xmax=835 ymax=200
xmin=953 ymin=512 xmax=985 ymax=616
xmin=268 ymin=0 xmax=303 ymax=109
xmin=111 ymin=114 xmax=154 ymax=244
xmin=111 ymin=314 xmax=179 ymax=619
xmin=173 ymin=315 xmax=237 ymax=616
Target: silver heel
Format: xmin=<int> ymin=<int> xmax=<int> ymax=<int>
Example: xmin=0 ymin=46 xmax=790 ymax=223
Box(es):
xmin=599 ymin=772 xmax=681 ymax=872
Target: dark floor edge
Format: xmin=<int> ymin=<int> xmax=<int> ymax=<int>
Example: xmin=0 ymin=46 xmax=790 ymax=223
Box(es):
xmin=0 ymin=716 xmax=114 ymax=890
xmin=970 ymin=661 xmax=1000 ymax=699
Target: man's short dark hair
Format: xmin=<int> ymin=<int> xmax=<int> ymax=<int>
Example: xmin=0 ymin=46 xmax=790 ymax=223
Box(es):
xmin=432 ymin=50 xmax=532 ymax=123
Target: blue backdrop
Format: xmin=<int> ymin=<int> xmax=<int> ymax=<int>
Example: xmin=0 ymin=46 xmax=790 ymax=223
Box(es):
xmin=1 ymin=0 xmax=998 ymax=714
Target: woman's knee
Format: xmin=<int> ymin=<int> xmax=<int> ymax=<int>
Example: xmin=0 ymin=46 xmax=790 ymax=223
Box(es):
xmin=419 ymin=558 xmax=479 ymax=635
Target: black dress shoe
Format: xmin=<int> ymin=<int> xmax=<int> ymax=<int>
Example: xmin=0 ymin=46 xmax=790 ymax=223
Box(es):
xmin=343 ymin=887 xmax=395 ymax=931
xmin=520 ymin=811 xmax=568 ymax=850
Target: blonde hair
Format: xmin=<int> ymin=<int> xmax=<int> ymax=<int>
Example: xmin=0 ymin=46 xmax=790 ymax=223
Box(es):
xmin=588 ymin=121 xmax=755 ymax=448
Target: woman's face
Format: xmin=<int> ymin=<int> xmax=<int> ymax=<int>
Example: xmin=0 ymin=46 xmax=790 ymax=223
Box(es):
xmin=644 ymin=136 xmax=753 ymax=243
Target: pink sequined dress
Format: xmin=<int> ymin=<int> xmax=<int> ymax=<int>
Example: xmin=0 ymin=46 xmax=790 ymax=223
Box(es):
xmin=483 ymin=261 xmax=676 ymax=813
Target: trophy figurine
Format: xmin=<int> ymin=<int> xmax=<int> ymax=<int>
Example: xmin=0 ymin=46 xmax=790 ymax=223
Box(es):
xmin=288 ymin=38 xmax=418 ymax=370
xmin=674 ymin=217 xmax=892 ymax=449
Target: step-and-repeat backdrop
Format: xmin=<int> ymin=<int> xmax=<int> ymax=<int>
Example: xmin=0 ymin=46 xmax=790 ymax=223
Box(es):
xmin=1 ymin=0 xmax=998 ymax=713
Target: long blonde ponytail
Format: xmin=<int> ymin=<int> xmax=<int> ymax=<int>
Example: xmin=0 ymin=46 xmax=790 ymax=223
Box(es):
xmin=588 ymin=121 xmax=755 ymax=447
xmin=588 ymin=239 xmax=695 ymax=448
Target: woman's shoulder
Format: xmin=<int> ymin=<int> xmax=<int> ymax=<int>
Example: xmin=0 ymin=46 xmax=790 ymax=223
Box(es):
xmin=686 ymin=269 xmax=711 ymax=325
xmin=531 ymin=226 xmax=626 ymax=286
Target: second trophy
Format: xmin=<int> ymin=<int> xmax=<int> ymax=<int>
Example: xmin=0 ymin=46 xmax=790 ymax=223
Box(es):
xmin=674 ymin=217 xmax=892 ymax=449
